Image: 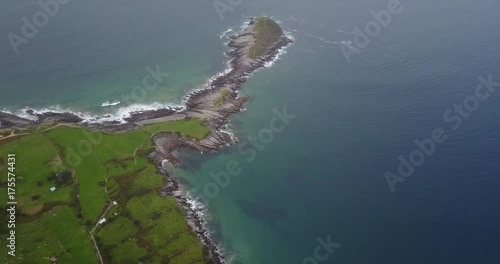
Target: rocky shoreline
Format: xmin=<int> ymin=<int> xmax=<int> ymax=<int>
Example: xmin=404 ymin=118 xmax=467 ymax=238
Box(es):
xmin=158 ymin=162 xmax=225 ymax=264
xmin=0 ymin=17 xmax=293 ymax=263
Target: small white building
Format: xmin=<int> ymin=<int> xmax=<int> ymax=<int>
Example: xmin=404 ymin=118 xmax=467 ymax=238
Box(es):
xmin=98 ymin=218 xmax=107 ymax=225
xmin=50 ymin=187 xmax=56 ymax=192
xmin=112 ymin=201 xmax=118 ymax=206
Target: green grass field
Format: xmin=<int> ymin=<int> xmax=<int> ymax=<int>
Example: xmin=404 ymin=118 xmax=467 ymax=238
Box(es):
xmin=214 ymin=89 xmax=231 ymax=107
xmin=5 ymin=206 xmax=97 ymax=264
xmin=0 ymin=118 xmax=212 ymax=263
xmin=248 ymin=17 xmax=284 ymax=59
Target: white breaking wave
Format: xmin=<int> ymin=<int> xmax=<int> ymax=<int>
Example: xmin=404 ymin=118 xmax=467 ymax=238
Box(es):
xmin=84 ymin=102 xmax=185 ymax=124
xmin=101 ymin=100 xmax=121 ymax=107
xmin=264 ymin=43 xmax=289 ymax=68
xmin=185 ymin=193 xmax=207 ymax=212
xmin=219 ymin=27 xmax=234 ymax=39
xmin=16 ymin=105 xmax=95 ymax=121
xmin=0 ymin=108 xmax=37 ymax=121
xmin=219 ymin=124 xmax=237 ymax=145
xmin=261 ymin=31 xmax=294 ymax=68
xmin=183 ymin=189 xmax=232 ymax=264
xmin=6 ymin=17 xmax=292 ymax=127
xmin=239 ymin=16 xmax=252 ymax=30
xmin=181 ymin=64 xmax=233 ymax=105
xmin=8 ymin=102 xmax=185 ymax=124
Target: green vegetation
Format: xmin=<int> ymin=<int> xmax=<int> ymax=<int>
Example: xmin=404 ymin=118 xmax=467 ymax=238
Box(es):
xmin=7 ymin=206 xmax=96 ymax=263
xmin=126 ymin=192 xmax=177 ymax=228
xmin=213 ymin=89 xmax=232 ymax=107
xmin=0 ymin=118 xmax=212 ymax=263
xmin=248 ymin=17 xmax=284 ymax=59
xmin=109 ymin=239 xmax=147 ymax=264
xmin=96 ymin=217 xmax=138 ymax=246
xmin=140 ymin=117 xmax=211 ymax=140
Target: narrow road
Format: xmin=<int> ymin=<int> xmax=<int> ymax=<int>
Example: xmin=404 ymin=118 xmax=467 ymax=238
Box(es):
xmin=91 ymin=202 xmax=115 ymax=234
xmin=90 ymin=201 xmax=115 ymax=264
xmin=90 ymin=233 xmax=104 ymax=264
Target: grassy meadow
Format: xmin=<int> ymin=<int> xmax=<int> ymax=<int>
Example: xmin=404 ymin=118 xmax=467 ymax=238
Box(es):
xmin=0 ymin=118 xmax=212 ymax=263
xmin=248 ymin=17 xmax=284 ymax=59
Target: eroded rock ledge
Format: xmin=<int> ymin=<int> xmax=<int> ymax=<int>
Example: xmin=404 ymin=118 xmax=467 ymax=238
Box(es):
xmin=0 ymin=17 xmax=293 ymax=263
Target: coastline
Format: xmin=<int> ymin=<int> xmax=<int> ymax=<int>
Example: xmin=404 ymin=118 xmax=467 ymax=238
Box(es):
xmin=0 ymin=17 xmax=293 ymax=263
xmin=159 ymin=162 xmax=226 ymax=264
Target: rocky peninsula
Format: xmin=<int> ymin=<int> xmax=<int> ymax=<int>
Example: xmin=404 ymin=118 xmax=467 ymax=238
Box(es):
xmin=0 ymin=16 xmax=293 ymax=263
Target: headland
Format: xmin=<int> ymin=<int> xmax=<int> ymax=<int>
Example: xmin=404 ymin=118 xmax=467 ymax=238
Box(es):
xmin=0 ymin=16 xmax=293 ymax=263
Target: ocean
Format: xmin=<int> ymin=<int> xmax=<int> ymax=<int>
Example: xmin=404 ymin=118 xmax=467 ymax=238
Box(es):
xmin=2 ymin=0 xmax=500 ymax=263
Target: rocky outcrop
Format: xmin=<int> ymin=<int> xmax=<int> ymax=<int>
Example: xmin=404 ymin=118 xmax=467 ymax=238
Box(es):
xmin=0 ymin=16 xmax=292 ymax=264
xmin=34 ymin=111 xmax=84 ymax=123
xmin=0 ymin=112 xmax=34 ymax=128
xmin=144 ymin=17 xmax=292 ymax=263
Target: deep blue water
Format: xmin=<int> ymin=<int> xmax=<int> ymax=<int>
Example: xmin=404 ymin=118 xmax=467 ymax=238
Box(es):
xmin=2 ymin=0 xmax=500 ymax=263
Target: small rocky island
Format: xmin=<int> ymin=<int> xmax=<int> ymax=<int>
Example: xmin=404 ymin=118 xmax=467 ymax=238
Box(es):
xmin=0 ymin=17 xmax=292 ymax=263
xmin=144 ymin=16 xmax=293 ymax=163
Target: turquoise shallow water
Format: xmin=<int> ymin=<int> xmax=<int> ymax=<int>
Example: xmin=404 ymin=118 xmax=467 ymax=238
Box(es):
xmin=2 ymin=0 xmax=500 ymax=263
xmin=1 ymin=0 xmax=228 ymax=114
